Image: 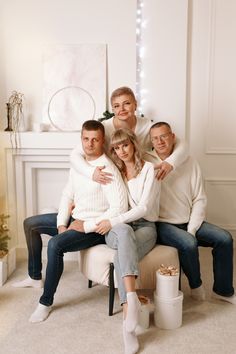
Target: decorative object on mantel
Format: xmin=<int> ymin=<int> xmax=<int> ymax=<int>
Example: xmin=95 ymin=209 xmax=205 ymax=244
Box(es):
xmin=0 ymin=214 xmax=16 ymax=286
xmin=32 ymin=122 xmax=51 ymax=132
xmin=5 ymin=91 xmax=26 ymax=149
xmin=4 ymin=103 xmax=13 ymax=131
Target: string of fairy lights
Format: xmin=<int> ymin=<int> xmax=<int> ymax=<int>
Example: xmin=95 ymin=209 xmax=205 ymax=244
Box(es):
xmin=136 ymin=0 xmax=146 ymax=116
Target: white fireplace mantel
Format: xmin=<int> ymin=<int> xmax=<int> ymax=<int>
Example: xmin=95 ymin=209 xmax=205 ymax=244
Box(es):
xmin=0 ymin=131 xmax=82 ymax=254
xmin=0 ymin=131 xmax=82 ymax=149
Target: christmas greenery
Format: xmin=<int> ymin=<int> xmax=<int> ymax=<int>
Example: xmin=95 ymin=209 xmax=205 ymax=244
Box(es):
xmin=98 ymin=110 xmax=114 ymax=122
xmin=0 ymin=214 xmax=10 ymax=258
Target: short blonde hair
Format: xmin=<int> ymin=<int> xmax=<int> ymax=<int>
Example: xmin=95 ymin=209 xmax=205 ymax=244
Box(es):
xmin=110 ymin=87 xmax=136 ymax=105
xmin=109 ymin=128 xmax=143 ymax=178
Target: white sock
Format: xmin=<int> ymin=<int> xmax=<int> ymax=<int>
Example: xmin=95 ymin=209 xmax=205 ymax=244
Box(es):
xmin=12 ymin=276 xmax=44 ymax=288
xmin=125 ymin=292 xmax=141 ymax=333
xmin=123 ymin=320 xmax=139 ymax=354
xmin=191 ymin=285 xmax=206 ymax=301
xmin=29 ymin=303 xmax=52 ymax=323
xmin=212 ymin=292 xmax=236 ymax=305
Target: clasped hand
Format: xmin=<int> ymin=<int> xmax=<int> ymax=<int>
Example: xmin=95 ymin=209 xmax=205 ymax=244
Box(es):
xmin=95 ymin=220 xmax=112 ymax=235
xmin=58 ymin=220 xmax=85 ymax=233
xmin=68 ymin=219 xmax=85 ymax=232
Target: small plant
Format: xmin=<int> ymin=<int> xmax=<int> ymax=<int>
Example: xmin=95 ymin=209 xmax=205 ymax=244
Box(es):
xmin=98 ymin=110 xmax=145 ymax=122
xmin=98 ymin=110 xmax=114 ymax=122
xmin=0 ymin=214 xmax=10 ymax=258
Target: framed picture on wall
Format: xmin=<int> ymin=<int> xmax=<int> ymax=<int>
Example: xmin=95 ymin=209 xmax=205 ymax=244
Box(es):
xmin=42 ymin=44 xmax=106 ymax=131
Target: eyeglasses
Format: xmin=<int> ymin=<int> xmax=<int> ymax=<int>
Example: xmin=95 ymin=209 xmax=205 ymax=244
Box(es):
xmin=151 ymin=132 xmax=172 ymax=143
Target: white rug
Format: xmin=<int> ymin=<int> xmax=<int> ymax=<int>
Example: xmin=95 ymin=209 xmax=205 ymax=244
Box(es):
xmin=0 ymin=248 xmax=236 ymax=354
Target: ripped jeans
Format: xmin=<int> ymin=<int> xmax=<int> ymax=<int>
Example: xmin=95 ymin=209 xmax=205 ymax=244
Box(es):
xmin=105 ymin=219 xmax=157 ymax=304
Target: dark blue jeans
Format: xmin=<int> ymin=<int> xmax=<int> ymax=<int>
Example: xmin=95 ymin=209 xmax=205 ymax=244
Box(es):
xmin=24 ymin=214 xmax=105 ymax=306
xmin=156 ymin=221 xmax=234 ymax=297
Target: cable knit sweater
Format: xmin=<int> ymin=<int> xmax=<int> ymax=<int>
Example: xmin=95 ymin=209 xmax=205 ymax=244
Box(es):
xmin=57 ymin=154 xmax=128 ymax=233
xmin=70 ymin=117 xmax=188 ymax=178
xmin=110 ymin=161 xmax=161 ymax=227
xmin=145 ymin=152 xmax=207 ymax=235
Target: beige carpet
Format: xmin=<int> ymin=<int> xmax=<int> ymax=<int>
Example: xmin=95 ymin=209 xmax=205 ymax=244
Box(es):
xmin=0 ymin=248 xmax=236 ymax=354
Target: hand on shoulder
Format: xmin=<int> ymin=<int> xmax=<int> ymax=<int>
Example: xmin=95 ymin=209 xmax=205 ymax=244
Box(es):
xmin=155 ymin=161 xmax=173 ymax=180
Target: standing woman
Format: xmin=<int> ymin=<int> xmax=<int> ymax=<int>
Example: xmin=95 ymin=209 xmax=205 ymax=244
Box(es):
xmin=95 ymin=128 xmax=160 ymax=354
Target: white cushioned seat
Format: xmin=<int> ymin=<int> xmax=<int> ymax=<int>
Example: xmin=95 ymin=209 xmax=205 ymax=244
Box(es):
xmin=136 ymin=245 xmax=179 ymax=289
xmin=79 ymin=244 xmax=179 ymax=292
xmin=79 ymin=244 xmax=118 ymax=287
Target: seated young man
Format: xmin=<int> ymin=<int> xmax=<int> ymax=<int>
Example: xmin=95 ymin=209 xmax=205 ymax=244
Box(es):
xmin=13 ymin=120 xmax=128 ymax=322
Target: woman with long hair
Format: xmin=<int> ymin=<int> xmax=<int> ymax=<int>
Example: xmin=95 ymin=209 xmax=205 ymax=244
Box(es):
xmin=96 ymin=128 xmax=160 ymax=354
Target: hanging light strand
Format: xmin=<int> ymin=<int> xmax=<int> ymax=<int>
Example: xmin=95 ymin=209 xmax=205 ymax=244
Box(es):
xmin=136 ymin=1 xmax=146 ymax=116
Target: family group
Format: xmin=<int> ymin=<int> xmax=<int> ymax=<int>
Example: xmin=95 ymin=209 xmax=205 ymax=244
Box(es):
xmin=13 ymin=87 xmax=235 ymax=354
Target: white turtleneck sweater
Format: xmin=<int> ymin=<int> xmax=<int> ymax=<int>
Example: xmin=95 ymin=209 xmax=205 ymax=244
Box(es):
xmin=57 ymin=154 xmax=128 ymax=233
xmin=109 ymin=161 xmax=161 ymax=227
xmin=145 ymin=151 xmax=207 ymax=236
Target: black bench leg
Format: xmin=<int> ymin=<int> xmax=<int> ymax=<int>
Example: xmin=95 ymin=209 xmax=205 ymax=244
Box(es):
xmin=88 ymin=280 xmax=92 ymax=288
xmin=109 ymin=263 xmax=115 ymax=316
xmin=179 ymin=267 xmax=182 ymax=290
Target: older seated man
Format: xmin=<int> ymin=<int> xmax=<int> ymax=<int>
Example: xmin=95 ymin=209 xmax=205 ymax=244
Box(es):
xmin=146 ymin=121 xmax=236 ymax=304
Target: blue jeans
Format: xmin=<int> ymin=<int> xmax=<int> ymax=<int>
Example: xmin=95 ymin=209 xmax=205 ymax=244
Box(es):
xmin=156 ymin=221 xmax=234 ymax=296
xmin=24 ymin=214 xmax=105 ymax=306
xmin=105 ymin=219 xmax=157 ymax=304
xmin=24 ymin=213 xmax=58 ymax=280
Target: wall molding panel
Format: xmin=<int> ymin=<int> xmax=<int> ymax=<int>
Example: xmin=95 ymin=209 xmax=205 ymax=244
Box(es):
xmin=205 ymin=0 xmax=236 ymax=155
xmin=205 ymin=178 xmax=236 ymax=232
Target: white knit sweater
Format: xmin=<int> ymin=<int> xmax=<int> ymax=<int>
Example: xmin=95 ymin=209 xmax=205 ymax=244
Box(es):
xmin=145 ymin=151 xmax=207 ymax=235
xmin=70 ymin=117 xmax=188 ymax=178
xmin=103 ymin=116 xmax=153 ymax=151
xmin=57 ymin=154 xmax=128 ymax=233
xmin=110 ymin=161 xmax=161 ymax=226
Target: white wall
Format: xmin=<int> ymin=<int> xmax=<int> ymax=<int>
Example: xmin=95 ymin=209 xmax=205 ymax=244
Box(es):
xmin=0 ymin=0 xmax=137 ymax=130
xmin=0 ymin=0 xmax=137 ymax=213
xmin=189 ymin=0 xmax=236 ymax=238
xmin=141 ymin=0 xmax=188 ymax=139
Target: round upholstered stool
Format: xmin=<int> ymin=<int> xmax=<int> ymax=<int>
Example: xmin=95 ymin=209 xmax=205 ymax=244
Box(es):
xmin=79 ymin=244 xmax=179 ymax=315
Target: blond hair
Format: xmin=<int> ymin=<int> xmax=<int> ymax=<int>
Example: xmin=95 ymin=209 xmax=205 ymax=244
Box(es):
xmin=109 ymin=128 xmax=143 ymax=178
xmin=110 ymin=87 xmax=136 ymax=105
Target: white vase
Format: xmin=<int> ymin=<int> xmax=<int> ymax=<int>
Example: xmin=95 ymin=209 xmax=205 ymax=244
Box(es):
xmin=0 ymin=254 xmax=8 ymax=286
xmin=18 ymin=115 xmax=28 ymax=132
xmin=0 ymin=248 xmax=16 ymax=286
